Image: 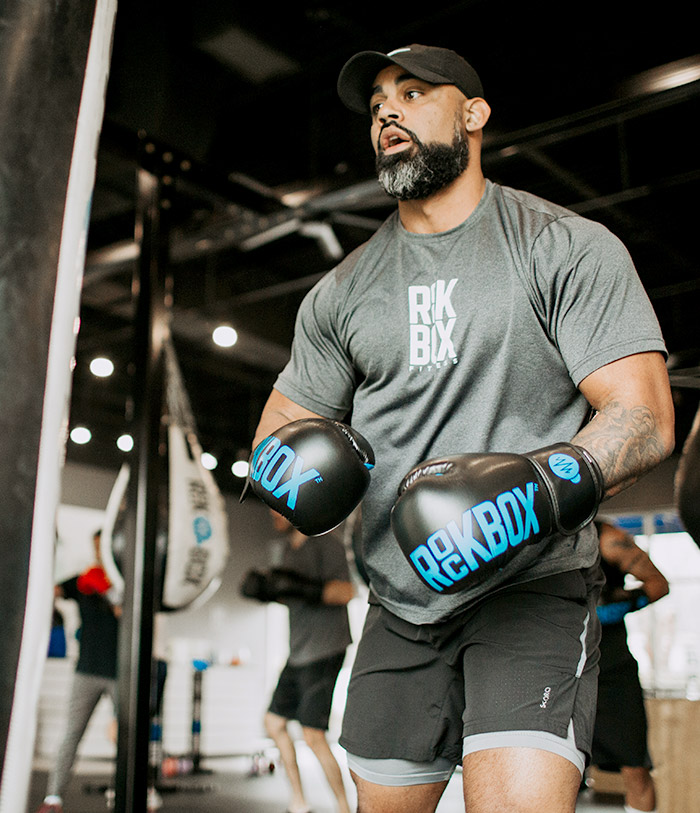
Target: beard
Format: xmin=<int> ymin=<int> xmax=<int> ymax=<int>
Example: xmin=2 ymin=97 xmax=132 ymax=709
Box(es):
xmin=375 ymin=121 xmax=470 ymax=201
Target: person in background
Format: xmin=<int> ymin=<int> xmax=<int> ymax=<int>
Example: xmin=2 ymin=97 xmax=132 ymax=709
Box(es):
xmin=241 ymin=511 xmax=354 ymax=813
xmin=35 ymin=530 xmax=121 ymax=813
xmin=590 ymin=519 xmax=669 ymax=813
xmin=47 ymin=605 xmax=67 ymax=659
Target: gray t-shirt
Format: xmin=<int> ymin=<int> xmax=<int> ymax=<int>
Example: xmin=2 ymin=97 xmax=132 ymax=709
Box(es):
xmin=275 ymin=180 xmax=667 ymax=624
xmin=278 ymin=533 xmax=352 ymax=666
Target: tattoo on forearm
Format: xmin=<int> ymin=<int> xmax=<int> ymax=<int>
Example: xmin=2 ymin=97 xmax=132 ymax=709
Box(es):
xmin=575 ymin=401 xmax=667 ymax=498
xmin=609 ymin=536 xmax=635 ymax=551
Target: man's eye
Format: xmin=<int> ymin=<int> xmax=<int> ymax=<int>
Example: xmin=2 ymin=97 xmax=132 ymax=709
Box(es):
xmin=371 ymin=101 xmax=383 ymax=115
xmin=405 ymin=89 xmax=421 ymax=100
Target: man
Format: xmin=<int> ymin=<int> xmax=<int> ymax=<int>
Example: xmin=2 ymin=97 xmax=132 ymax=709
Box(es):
xmin=246 ymin=44 xmax=675 ymax=812
xmin=36 ymin=531 xmax=121 ymax=813
xmin=241 ymin=511 xmax=354 ymax=813
xmin=590 ymin=520 xmax=669 ymax=813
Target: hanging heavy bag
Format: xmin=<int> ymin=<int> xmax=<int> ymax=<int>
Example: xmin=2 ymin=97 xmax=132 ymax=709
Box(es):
xmin=161 ymin=421 xmax=229 ymax=610
xmin=99 ymin=462 xmax=130 ymax=602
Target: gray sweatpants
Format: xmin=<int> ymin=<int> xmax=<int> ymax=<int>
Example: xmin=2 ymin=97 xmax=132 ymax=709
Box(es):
xmin=46 ymin=671 xmax=116 ymax=798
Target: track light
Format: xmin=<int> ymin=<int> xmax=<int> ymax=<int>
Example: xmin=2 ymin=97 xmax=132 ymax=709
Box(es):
xmin=201 ymin=452 xmax=218 ymax=470
xmin=90 ymin=356 xmax=114 ymax=377
xmin=70 ymin=426 xmax=92 ymax=445
xmin=231 ymin=459 xmax=249 ymax=478
xmin=212 ymin=325 xmax=238 ymax=348
xmin=117 ymin=434 xmax=134 ymax=452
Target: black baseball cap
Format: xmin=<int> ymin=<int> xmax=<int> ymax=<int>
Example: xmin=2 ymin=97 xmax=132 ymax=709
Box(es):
xmin=337 ymin=44 xmax=484 ymax=115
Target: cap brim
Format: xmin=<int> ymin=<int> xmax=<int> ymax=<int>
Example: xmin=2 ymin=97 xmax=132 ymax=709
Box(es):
xmin=337 ymin=51 xmax=398 ymax=114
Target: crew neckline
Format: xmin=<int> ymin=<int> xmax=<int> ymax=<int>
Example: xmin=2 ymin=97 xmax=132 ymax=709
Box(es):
xmin=396 ymin=179 xmax=494 ymax=240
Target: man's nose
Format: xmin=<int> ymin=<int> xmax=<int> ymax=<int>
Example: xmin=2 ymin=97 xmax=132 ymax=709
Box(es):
xmin=378 ymin=99 xmax=403 ymax=123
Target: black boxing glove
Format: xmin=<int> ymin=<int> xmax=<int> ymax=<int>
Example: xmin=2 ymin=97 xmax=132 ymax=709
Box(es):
xmin=391 ymin=443 xmax=603 ymax=594
xmin=240 ymin=570 xmax=272 ymax=601
xmin=242 ymin=419 xmax=375 ymax=536
xmin=240 ymin=568 xmax=324 ymax=604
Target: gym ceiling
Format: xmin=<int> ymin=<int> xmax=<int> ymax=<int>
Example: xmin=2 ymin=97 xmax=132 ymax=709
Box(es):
xmin=68 ymin=1 xmax=700 ymax=492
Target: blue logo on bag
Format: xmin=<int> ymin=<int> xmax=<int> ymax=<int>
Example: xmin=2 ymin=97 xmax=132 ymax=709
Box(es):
xmin=193 ymin=516 xmax=212 ymax=544
xmin=548 ymin=453 xmax=581 ymax=484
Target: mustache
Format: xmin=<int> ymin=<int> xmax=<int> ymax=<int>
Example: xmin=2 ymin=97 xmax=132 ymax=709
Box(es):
xmin=377 ymin=122 xmax=422 ymax=153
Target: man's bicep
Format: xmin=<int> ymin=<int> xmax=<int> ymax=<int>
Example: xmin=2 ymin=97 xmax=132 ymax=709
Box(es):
xmin=252 ymin=388 xmax=324 ymax=448
xmin=573 ymin=351 xmax=675 ymax=498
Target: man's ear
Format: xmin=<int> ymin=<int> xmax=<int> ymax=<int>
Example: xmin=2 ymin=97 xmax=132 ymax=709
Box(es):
xmin=464 ymin=98 xmax=491 ymax=132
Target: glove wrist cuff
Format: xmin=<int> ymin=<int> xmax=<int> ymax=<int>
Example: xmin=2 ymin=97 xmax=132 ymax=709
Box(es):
xmin=577 ymin=445 xmax=604 ymax=503
xmin=526 ymin=442 xmax=603 ymax=535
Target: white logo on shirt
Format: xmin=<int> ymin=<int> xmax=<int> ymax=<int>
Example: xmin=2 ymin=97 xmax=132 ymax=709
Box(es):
xmin=408 ymin=279 xmax=459 ymax=370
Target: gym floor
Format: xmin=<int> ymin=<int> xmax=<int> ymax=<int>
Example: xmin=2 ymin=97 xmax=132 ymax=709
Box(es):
xmin=25 ymin=747 xmax=626 ymax=812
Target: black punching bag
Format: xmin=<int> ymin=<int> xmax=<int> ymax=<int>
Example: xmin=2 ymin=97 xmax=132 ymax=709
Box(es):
xmin=676 ymin=401 xmax=700 ymax=548
xmin=0 ymin=2 xmax=116 ymax=811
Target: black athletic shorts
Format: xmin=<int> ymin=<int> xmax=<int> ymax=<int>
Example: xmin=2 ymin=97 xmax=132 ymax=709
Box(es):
xmin=591 ymin=623 xmax=651 ymax=771
xmin=340 ymin=565 xmax=603 ymax=768
xmin=268 ymin=651 xmax=346 ymax=730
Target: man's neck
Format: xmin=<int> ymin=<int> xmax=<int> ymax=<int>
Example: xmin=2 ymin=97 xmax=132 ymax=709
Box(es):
xmin=397 ymin=169 xmax=486 ymax=234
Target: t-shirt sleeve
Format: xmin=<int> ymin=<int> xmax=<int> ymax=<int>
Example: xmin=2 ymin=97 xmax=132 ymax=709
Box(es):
xmin=274 ymin=271 xmax=357 ymax=418
xmin=531 ymin=216 xmax=667 ymax=386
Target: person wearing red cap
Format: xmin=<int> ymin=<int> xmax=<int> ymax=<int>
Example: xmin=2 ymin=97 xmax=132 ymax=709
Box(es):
xmin=35 ymin=531 xmax=120 ymax=813
xmin=246 ymin=44 xmax=675 ymax=812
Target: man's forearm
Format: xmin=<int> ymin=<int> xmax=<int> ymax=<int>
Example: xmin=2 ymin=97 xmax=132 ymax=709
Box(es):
xmin=572 ymin=399 xmax=673 ymax=500
xmin=321 ymin=579 xmax=355 ymax=606
xmin=252 ymin=389 xmax=322 ymax=449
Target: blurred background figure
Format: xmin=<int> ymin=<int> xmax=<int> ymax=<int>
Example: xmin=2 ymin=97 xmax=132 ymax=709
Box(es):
xmin=35 ymin=530 xmax=121 ymax=813
xmin=241 ymin=511 xmax=354 ymax=813
xmin=590 ymin=519 xmax=670 ymax=813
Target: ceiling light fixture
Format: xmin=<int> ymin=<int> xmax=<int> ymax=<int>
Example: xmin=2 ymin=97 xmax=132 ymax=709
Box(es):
xmin=201 ymin=452 xmax=218 ymax=471
xmin=90 ymin=356 xmax=115 ymax=377
xmin=212 ymin=325 xmax=238 ymax=348
xmin=70 ymin=426 xmax=92 ymax=445
xmin=622 ymin=55 xmax=700 ymax=97
xmin=231 ymin=459 xmax=249 ymax=478
xmin=117 ymin=434 xmax=134 ymax=452
xmin=197 ymin=25 xmax=299 ymax=83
